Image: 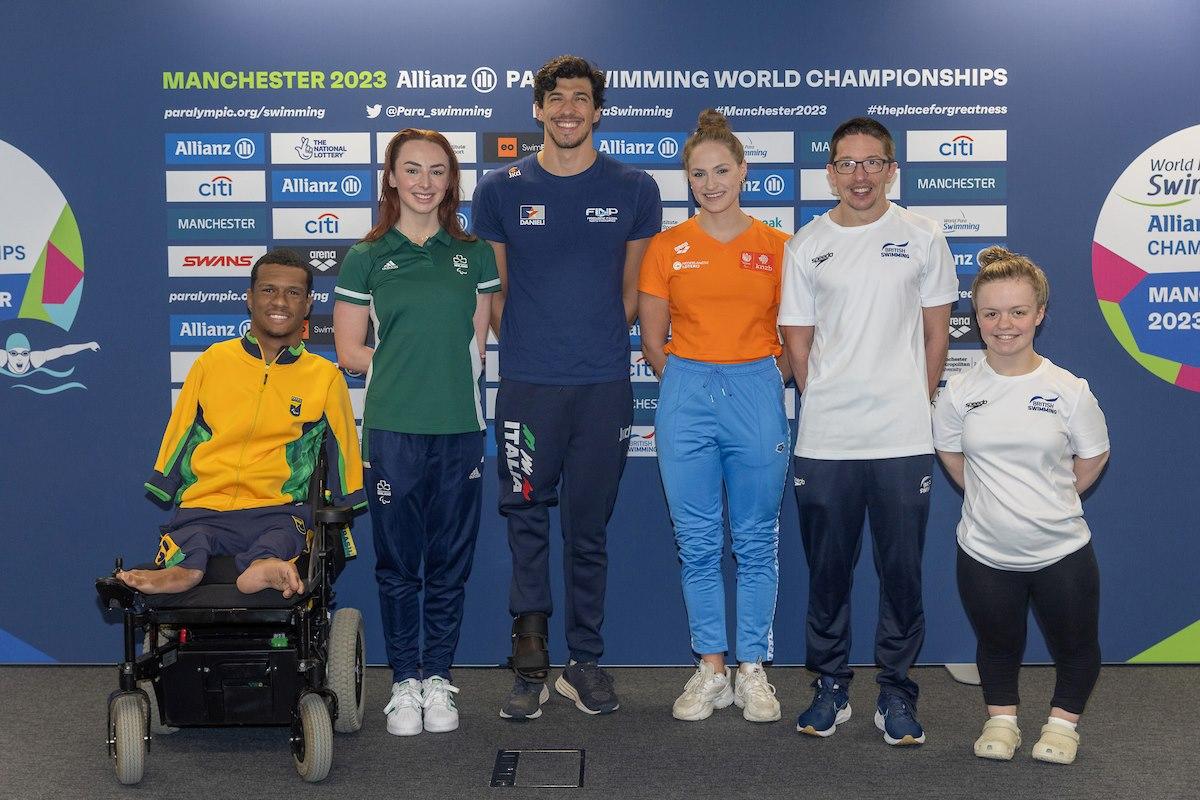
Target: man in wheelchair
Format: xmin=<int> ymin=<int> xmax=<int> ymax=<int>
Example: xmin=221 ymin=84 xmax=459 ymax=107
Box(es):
xmin=116 ymin=247 xmax=365 ymax=595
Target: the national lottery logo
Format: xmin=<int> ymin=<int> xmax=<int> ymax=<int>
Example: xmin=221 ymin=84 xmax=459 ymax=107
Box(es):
xmin=1027 ymin=394 xmax=1060 ymax=414
xmin=453 ymin=253 xmax=468 ymax=275
xmin=295 ymin=136 xmax=348 ymax=161
xmin=880 ymin=241 xmax=911 ymax=259
xmin=520 ymin=205 xmax=545 ymax=226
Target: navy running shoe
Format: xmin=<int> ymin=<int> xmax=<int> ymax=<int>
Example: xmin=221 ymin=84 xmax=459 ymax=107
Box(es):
xmin=874 ymin=692 xmax=926 ymax=745
xmin=795 ymin=675 xmax=851 ymax=737
xmin=555 ymin=660 xmax=619 ymax=714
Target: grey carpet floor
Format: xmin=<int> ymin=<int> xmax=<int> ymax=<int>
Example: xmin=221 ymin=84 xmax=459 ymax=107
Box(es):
xmin=1 ymin=665 xmax=1196 ymax=799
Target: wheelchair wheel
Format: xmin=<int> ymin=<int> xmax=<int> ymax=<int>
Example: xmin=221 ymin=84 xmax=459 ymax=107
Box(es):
xmin=328 ymin=607 xmax=366 ymax=733
xmin=292 ymin=692 xmax=332 ymax=783
xmin=138 ymin=680 xmax=178 ymax=735
xmin=110 ymin=693 xmax=147 ymax=785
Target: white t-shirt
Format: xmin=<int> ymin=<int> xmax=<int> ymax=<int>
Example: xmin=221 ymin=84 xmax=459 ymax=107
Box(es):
xmin=779 ymin=203 xmax=958 ymax=459
xmin=932 ymin=357 xmax=1110 ymax=571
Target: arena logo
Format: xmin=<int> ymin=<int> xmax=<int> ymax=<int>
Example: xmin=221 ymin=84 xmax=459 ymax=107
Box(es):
xmin=948 ymin=313 xmax=981 ymax=343
xmin=165 ymin=170 xmax=266 ymax=203
xmin=304 ymin=246 xmax=349 ymax=275
xmin=165 ymin=133 xmax=263 ymax=165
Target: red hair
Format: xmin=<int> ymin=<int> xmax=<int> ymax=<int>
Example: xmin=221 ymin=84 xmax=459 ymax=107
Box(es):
xmin=363 ymin=128 xmax=474 ymax=242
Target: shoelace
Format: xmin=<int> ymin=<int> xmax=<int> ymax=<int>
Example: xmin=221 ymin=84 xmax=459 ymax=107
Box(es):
xmin=885 ymin=696 xmax=914 ymax=720
xmin=572 ymin=662 xmax=614 ymax=692
xmin=422 ymin=679 xmax=460 ymax=709
xmin=383 ymin=681 xmax=422 ymax=715
xmin=740 ymin=668 xmax=777 ymax=701
xmin=683 ymin=665 xmax=725 ymax=695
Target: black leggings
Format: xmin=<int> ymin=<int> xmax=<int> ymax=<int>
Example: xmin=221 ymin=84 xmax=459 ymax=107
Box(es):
xmin=956 ymin=543 xmax=1101 ymax=715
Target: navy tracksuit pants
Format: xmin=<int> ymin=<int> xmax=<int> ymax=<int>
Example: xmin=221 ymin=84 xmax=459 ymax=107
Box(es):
xmin=793 ymin=454 xmax=933 ymax=702
xmin=496 ymin=378 xmax=632 ymax=664
xmin=367 ymin=429 xmax=485 ymax=683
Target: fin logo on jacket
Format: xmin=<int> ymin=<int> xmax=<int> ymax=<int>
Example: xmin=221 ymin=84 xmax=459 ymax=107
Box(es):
xmin=289 ymin=395 xmax=303 ymax=417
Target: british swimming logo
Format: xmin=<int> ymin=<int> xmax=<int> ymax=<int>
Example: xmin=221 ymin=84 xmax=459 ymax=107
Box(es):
xmin=1027 ymin=395 xmax=1060 ymax=414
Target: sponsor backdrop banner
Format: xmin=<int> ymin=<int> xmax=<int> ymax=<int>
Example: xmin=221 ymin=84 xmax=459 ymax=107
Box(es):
xmin=2 ymin=1 xmax=1197 ymax=665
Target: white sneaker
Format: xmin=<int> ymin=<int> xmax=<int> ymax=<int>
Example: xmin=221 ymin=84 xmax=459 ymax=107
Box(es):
xmin=672 ymin=661 xmax=734 ymax=721
xmin=734 ymin=662 xmax=781 ymax=722
xmin=421 ymin=676 xmax=461 ymax=733
xmin=384 ymin=678 xmax=423 ymax=736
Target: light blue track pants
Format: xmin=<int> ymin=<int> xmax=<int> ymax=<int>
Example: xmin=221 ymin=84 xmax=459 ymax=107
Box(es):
xmin=654 ymin=355 xmax=790 ymax=662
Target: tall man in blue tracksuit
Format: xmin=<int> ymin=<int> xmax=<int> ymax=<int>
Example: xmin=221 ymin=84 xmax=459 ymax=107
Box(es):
xmin=471 ymin=54 xmax=662 ymax=720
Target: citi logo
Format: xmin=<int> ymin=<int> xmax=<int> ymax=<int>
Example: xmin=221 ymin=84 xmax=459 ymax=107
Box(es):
xmin=940 ymin=135 xmax=974 ymax=157
xmin=812 ymin=251 xmax=834 ymax=267
xmin=880 ymin=241 xmax=910 ymax=259
xmin=305 ymin=213 xmax=339 ymax=234
xmin=586 ymin=207 xmax=618 ymax=223
xmin=520 ymin=205 xmax=545 ymax=226
xmin=199 ymin=175 xmax=234 ymax=197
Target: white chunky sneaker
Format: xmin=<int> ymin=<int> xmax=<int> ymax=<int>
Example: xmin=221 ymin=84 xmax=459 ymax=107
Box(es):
xmin=384 ymin=678 xmax=423 ymax=736
xmin=672 ymin=661 xmax=735 ymax=721
xmin=734 ymin=662 xmax=781 ymax=722
xmin=421 ymin=676 xmax=461 ymax=733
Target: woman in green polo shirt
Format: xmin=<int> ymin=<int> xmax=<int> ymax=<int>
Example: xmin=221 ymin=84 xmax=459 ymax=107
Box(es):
xmin=334 ymin=128 xmax=500 ymax=737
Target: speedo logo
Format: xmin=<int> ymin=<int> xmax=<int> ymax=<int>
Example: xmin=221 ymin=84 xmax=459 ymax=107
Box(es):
xmin=812 ymin=251 xmax=834 ymax=267
xmin=965 ymin=400 xmax=988 ymax=412
xmin=502 ymin=420 xmax=535 ymax=499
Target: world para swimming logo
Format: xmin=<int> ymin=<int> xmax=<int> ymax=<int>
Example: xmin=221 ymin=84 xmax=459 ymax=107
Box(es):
xmin=0 ymin=139 xmax=98 ymax=394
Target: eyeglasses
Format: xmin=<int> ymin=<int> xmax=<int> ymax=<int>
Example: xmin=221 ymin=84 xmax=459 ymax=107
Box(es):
xmin=831 ymin=158 xmax=894 ymax=174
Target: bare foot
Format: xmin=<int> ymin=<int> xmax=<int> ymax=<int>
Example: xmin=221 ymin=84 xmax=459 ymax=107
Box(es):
xmin=116 ymin=567 xmax=204 ymax=594
xmin=237 ymin=558 xmax=303 ymax=597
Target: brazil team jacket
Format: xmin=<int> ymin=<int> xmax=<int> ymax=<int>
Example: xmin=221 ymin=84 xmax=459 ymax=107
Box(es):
xmin=145 ymin=335 xmax=366 ymax=511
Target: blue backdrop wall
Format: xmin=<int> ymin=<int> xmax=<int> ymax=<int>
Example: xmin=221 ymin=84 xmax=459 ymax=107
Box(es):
xmin=2 ymin=0 xmax=1197 ymax=666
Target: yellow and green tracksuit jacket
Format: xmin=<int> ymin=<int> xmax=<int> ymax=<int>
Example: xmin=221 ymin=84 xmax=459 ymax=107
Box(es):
xmin=146 ymin=335 xmax=366 ymax=511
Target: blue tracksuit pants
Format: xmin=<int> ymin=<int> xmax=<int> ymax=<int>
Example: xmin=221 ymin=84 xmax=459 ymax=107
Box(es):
xmin=367 ymin=429 xmax=485 ymax=683
xmin=654 ymin=355 xmax=790 ymax=663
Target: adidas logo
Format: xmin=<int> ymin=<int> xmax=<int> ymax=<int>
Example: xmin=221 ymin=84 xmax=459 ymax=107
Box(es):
xmin=468 ymin=467 xmax=481 ymax=480
xmin=381 ymin=260 xmax=399 ymax=271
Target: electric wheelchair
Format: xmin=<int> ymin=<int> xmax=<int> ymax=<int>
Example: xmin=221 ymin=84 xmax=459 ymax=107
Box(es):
xmin=94 ymin=440 xmax=365 ymax=785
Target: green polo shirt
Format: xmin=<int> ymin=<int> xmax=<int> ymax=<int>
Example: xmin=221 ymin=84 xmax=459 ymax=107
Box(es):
xmin=335 ymin=228 xmax=499 ymax=450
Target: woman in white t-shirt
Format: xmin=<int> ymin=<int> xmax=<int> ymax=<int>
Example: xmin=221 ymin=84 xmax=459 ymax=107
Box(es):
xmin=933 ymin=246 xmax=1110 ymax=765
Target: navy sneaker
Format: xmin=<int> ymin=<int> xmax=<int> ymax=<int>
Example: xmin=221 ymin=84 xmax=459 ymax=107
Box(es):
xmin=874 ymin=692 xmax=926 ymax=745
xmin=499 ymin=676 xmax=549 ymax=720
xmin=796 ymin=675 xmax=851 ymax=737
xmin=554 ymin=660 xmax=619 ymax=714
